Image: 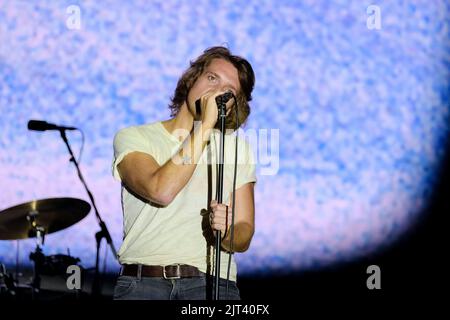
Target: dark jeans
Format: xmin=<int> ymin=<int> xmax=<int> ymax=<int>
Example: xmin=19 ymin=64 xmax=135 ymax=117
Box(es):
xmin=113 ymin=273 xmax=240 ymax=300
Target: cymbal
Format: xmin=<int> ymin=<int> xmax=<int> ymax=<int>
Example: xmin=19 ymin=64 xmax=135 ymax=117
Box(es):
xmin=0 ymin=198 xmax=90 ymax=240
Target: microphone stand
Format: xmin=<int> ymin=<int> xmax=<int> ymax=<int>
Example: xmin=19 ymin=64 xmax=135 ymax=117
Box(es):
xmin=59 ymin=129 xmax=117 ymax=298
xmin=214 ymin=98 xmax=227 ymax=300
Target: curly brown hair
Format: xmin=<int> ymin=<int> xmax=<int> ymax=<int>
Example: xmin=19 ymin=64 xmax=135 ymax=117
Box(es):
xmin=169 ymin=46 xmax=255 ymax=130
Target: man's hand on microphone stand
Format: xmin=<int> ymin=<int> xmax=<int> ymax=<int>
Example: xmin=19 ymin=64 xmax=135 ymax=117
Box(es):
xmin=209 ymin=199 xmax=232 ymax=240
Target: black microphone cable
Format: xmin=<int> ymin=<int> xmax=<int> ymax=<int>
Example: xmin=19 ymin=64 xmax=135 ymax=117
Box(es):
xmin=61 ymin=128 xmax=85 ymax=164
xmin=76 ymin=128 xmax=85 ymax=164
xmin=27 ymin=120 xmax=85 ymax=164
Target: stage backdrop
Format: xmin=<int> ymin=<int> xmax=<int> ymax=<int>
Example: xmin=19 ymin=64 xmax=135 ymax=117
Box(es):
xmin=0 ymin=0 xmax=449 ymax=276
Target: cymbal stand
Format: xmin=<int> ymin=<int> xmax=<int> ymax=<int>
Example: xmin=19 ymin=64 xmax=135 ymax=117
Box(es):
xmin=27 ymin=210 xmax=46 ymax=300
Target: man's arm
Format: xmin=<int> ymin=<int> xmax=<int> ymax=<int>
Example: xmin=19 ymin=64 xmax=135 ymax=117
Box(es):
xmin=210 ymin=182 xmax=255 ymax=253
xmin=117 ymin=122 xmax=213 ymax=206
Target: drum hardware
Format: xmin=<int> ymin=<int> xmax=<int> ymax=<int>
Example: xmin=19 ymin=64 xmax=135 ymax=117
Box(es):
xmin=0 ymin=121 xmax=119 ymax=299
xmin=0 ymin=197 xmax=90 ymax=299
xmin=0 ymin=263 xmax=17 ymax=296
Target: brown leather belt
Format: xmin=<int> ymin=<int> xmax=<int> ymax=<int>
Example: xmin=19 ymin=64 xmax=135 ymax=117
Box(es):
xmin=121 ymin=264 xmax=202 ymax=279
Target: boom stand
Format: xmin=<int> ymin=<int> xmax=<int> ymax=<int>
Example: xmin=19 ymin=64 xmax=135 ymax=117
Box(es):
xmin=59 ymin=129 xmax=117 ymax=298
xmin=214 ymin=99 xmax=227 ymax=300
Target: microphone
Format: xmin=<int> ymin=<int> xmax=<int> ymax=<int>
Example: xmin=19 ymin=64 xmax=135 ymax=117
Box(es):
xmin=215 ymin=91 xmax=234 ymax=107
xmin=27 ymin=120 xmax=77 ymax=131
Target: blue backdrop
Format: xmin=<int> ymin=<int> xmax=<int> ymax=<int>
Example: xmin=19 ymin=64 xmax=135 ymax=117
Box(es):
xmin=0 ymin=0 xmax=449 ymax=276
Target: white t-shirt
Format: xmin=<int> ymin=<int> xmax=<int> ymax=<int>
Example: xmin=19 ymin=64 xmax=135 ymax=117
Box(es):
xmin=112 ymin=121 xmax=257 ymax=281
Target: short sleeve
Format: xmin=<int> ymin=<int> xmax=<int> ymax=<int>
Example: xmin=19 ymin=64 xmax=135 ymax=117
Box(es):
xmin=235 ymin=139 xmax=257 ymax=189
xmin=112 ymin=126 xmax=153 ymax=182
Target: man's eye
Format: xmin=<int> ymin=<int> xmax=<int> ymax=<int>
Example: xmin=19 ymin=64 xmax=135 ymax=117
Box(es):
xmin=207 ymin=74 xmax=216 ymax=82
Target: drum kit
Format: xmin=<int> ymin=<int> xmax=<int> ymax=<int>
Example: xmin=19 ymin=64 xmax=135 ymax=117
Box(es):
xmin=0 ymin=197 xmax=91 ymax=299
xmin=1 ymin=121 xmax=118 ymax=300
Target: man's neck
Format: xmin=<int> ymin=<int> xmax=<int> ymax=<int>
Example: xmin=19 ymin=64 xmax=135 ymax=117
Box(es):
xmin=162 ymin=103 xmax=195 ymax=141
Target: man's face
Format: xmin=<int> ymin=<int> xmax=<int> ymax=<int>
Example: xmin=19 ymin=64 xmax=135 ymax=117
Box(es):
xmin=187 ymin=58 xmax=240 ymax=119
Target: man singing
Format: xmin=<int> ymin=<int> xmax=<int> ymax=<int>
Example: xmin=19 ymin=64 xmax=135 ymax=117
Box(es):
xmin=112 ymin=46 xmax=256 ymax=300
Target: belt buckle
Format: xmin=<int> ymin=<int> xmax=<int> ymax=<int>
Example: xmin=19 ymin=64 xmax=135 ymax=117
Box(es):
xmin=163 ymin=264 xmax=181 ymax=279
